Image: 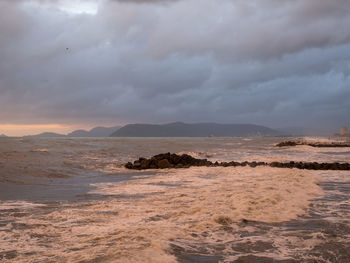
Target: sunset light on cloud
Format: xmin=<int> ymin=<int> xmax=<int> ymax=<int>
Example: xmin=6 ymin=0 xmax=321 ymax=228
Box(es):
xmin=57 ymin=1 xmax=99 ymax=15
xmin=0 ymin=124 xmax=76 ymax=137
xmin=24 ymin=0 xmax=99 ymax=15
xmin=0 ymin=0 xmax=349 ymax=136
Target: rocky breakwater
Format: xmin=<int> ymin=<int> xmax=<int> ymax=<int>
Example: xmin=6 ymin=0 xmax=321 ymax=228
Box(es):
xmin=125 ymin=153 xmax=350 ymax=171
xmin=125 ymin=153 xmax=213 ymax=169
xmin=276 ymin=140 xmax=350 ymax=147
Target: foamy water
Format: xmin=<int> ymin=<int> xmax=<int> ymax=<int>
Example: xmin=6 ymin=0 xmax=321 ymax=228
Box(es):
xmin=0 ymin=137 xmax=349 ymax=262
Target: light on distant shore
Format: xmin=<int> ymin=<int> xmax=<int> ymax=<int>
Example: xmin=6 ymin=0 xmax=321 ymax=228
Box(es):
xmin=340 ymin=127 xmax=348 ymax=136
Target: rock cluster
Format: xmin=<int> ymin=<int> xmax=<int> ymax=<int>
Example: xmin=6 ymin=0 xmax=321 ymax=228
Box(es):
xmin=125 ymin=153 xmax=350 ymax=170
xmin=275 ymin=141 xmax=299 ymax=147
xmin=269 ymin=161 xmax=350 ymax=170
xmin=125 ymin=153 xmax=212 ymax=169
xmin=276 ymin=140 xmax=350 ymax=148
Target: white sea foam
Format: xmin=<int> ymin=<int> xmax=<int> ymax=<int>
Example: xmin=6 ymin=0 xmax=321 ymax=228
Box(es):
xmin=0 ymin=201 xmax=46 ymax=210
xmin=0 ymin=167 xmax=322 ymax=262
xmin=92 ymin=167 xmax=322 ymax=223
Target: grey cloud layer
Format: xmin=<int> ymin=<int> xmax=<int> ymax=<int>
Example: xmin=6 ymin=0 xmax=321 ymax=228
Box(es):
xmin=0 ymin=0 xmax=349 ymax=131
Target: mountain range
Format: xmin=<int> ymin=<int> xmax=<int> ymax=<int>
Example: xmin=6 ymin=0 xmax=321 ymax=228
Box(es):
xmin=110 ymin=122 xmax=281 ymax=137
xmin=24 ymin=126 xmax=121 ymax=138
xmin=19 ymin=122 xmax=283 ymax=138
xmin=67 ymin=126 xmax=121 ymax=137
xmin=23 ymin=132 xmax=66 ymax=138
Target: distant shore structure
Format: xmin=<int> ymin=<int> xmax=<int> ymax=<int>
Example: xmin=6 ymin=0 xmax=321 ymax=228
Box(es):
xmin=340 ymin=127 xmax=348 ymax=136
xmin=334 ymin=126 xmax=350 ymax=138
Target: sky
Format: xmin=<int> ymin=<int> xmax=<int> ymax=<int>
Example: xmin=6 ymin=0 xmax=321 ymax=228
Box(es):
xmin=0 ymin=0 xmax=350 ymax=136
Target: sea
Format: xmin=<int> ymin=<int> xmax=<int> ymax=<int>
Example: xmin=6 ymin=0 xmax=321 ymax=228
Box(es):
xmin=0 ymin=137 xmax=349 ymax=263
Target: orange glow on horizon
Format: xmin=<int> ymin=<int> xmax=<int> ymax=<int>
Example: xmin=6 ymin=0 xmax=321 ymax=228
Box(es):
xmin=0 ymin=124 xmax=77 ymax=137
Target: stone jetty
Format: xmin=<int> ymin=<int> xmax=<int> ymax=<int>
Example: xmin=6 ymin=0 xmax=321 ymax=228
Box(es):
xmin=125 ymin=153 xmax=350 ymax=171
xmin=276 ymin=140 xmax=350 ymax=148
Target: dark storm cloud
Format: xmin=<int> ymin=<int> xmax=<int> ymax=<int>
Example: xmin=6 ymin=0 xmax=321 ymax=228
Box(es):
xmin=0 ymin=0 xmax=349 ymax=132
xmin=113 ymin=0 xmax=177 ymax=3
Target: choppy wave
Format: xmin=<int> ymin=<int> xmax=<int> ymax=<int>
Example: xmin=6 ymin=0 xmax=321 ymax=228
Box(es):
xmin=0 ymin=137 xmax=349 ymax=262
xmin=0 ymin=167 xmax=323 ymax=262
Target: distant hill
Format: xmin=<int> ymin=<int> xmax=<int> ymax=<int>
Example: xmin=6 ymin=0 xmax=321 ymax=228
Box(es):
xmin=0 ymin=134 xmax=7 ymax=137
xmin=67 ymin=129 xmax=90 ymax=137
xmin=21 ymin=125 xmax=121 ymax=138
xmin=110 ymin=122 xmax=281 ymax=137
xmin=24 ymin=132 xmax=66 ymax=138
xmin=67 ymin=126 xmax=121 ymax=137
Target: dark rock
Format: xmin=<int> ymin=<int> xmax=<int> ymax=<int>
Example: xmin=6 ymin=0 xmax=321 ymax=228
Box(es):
xmin=295 ymin=162 xmax=303 ymax=169
xmin=140 ymin=159 xmax=151 ymax=169
xmin=276 ymin=141 xmax=298 ymax=147
xmin=313 ymin=162 xmax=321 ymax=170
xmin=330 ymin=163 xmax=339 ymax=170
xmin=270 ymin=162 xmax=279 ymax=168
xmin=249 ymin=162 xmax=257 ymax=168
xmin=133 ymin=161 xmax=141 ymax=169
xmin=124 ymin=162 xmax=133 ymax=169
xmin=283 ymin=162 xmax=292 ymax=168
xmin=341 ymin=163 xmax=350 ymax=170
xmin=241 ymin=161 xmax=248 ymax=166
xmin=157 ymin=159 xmax=172 ymax=169
xmin=170 ymin=153 xmax=181 ymax=164
xmin=320 ymin=163 xmax=328 ymax=170
xmin=221 ymin=162 xmax=229 ymax=167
